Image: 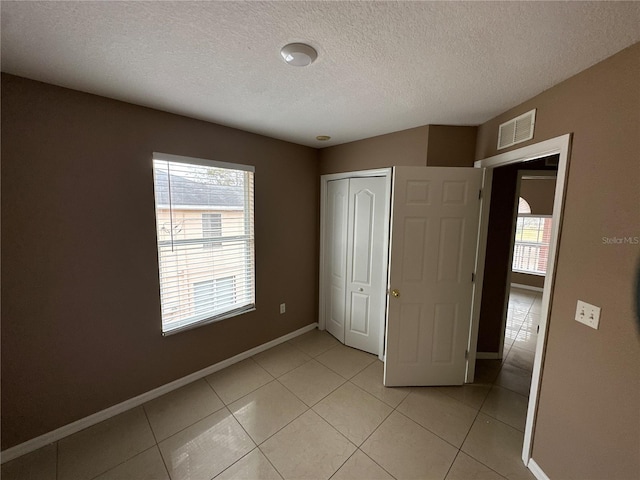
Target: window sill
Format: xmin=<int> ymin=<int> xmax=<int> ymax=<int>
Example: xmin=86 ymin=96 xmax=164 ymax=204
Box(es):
xmin=512 ymin=269 xmax=546 ymax=277
xmin=162 ymin=305 xmax=256 ymax=336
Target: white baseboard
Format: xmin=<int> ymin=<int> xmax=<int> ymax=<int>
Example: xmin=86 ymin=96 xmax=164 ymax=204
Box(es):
xmin=476 ymin=352 xmax=502 ymax=360
xmin=528 ymin=458 xmax=551 ymax=480
xmin=1 ymin=322 xmax=318 ymax=464
xmin=511 ymin=283 xmax=544 ymax=293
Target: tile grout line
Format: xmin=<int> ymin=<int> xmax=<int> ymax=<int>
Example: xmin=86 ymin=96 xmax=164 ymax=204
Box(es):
xmin=206 ymin=359 xmax=276 ymax=407
xmin=256 ymin=444 xmax=286 ymax=480
xmin=442 ymin=449 xmax=463 ymax=480
xmin=144 ymin=394 xmax=229 ymax=448
xmin=275 ymin=368 xmax=348 ymax=409
xmin=142 ymin=406 xmax=171 ymax=480
xmin=268 ymin=355 xmax=396 ymax=478
xmin=347 ymin=386 xmax=399 ymax=479
xmin=80 ymin=408 xmax=161 ymax=480
xmin=458 ymin=335 xmax=531 ymax=478
xmin=356 ymin=448 xmax=398 ymax=480
xmin=235 ymin=385 xmax=310 ymax=448
xmin=449 ymin=385 xmax=505 ymax=478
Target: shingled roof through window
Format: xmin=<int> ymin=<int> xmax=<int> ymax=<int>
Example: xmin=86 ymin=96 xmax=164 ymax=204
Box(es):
xmin=154 ymin=170 xmax=244 ymax=208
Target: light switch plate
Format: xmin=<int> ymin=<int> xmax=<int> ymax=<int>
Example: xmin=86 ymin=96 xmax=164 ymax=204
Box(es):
xmin=575 ymin=300 xmax=600 ymax=329
xmin=279 ymin=303 xmax=286 ymax=314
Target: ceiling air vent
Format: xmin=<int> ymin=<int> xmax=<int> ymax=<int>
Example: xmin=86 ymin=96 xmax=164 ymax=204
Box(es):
xmin=497 ymin=109 xmax=536 ymax=150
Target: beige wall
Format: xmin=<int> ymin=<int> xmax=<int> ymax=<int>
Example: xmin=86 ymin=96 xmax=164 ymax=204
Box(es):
xmin=519 ymin=177 xmax=556 ymax=216
xmin=511 ymin=272 xmax=544 ymax=290
xmin=425 ymin=125 xmax=477 ymax=167
xmin=319 ymin=126 xmax=429 ymax=174
xmin=476 ymin=43 xmax=640 ymax=479
xmin=318 ymin=124 xmax=477 ymax=174
xmin=1 ymin=74 xmax=320 ymax=449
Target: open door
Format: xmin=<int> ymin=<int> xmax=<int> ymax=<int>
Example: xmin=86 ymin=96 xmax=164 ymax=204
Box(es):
xmin=384 ymin=166 xmax=483 ymax=386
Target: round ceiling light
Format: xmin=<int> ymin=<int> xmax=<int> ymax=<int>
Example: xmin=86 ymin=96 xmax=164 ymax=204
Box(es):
xmin=280 ymin=43 xmax=317 ymax=67
xmin=316 ymin=135 xmax=331 ymax=141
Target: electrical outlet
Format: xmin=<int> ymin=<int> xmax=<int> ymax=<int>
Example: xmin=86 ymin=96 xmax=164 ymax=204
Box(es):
xmin=575 ymin=300 xmax=600 ymax=329
xmin=279 ymin=303 xmax=286 ymax=314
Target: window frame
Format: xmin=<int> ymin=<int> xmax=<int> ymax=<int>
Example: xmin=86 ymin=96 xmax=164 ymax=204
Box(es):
xmin=512 ymin=212 xmax=552 ymax=276
xmin=152 ymin=152 xmax=255 ymax=336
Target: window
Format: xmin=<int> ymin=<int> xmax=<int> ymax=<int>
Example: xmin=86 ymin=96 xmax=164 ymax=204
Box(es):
xmin=152 ymin=153 xmax=255 ymax=334
xmin=202 ymin=213 xmax=222 ymax=247
xmin=193 ymin=277 xmax=236 ymax=316
xmin=512 ymin=197 xmax=552 ymax=276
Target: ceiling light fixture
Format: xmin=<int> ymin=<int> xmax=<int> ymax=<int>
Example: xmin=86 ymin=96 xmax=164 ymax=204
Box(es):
xmin=316 ymin=135 xmax=331 ymax=141
xmin=280 ymin=43 xmax=317 ymax=67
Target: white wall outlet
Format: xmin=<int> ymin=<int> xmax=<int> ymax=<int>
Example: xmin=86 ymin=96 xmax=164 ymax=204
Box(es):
xmin=279 ymin=303 xmax=286 ymax=314
xmin=575 ymin=300 xmax=601 ymax=329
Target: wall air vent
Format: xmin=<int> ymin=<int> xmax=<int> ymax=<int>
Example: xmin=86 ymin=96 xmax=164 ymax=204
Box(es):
xmin=497 ymin=109 xmax=536 ymax=150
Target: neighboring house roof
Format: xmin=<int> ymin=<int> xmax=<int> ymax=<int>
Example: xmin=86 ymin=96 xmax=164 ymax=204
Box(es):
xmin=154 ymin=170 xmax=244 ymax=208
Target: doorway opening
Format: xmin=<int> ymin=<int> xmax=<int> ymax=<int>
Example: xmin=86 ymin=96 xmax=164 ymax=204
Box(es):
xmin=471 ymin=134 xmax=572 ymax=469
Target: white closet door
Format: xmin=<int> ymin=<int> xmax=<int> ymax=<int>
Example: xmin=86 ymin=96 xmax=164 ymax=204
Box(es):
xmin=325 ymin=179 xmax=349 ymax=343
xmin=344 ymin=177 xmax=387 ymax=355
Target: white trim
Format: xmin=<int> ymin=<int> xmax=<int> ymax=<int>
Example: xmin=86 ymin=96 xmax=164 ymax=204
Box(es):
xmin=511 ymin=283 xmax=544 ymax=293
xmin=512 ymin=268 xmax=546 ymax=276
xmin=466 ymin=168 xmax=492 ymax=383
xmin=520 ymin=170 xmax=557 ymax=181
xmin=155 ymin=205 xmax=243 ymax=211
xmin=475 ymin=133 xmax=572 ymax=466
xmin=319 ymin=168 xmax=392 ymax=183
xmin=0 ymin=323 xmax=318 ymax=464
xmin=153 ymin=152 xmax=255 ymax=172
xmin=528 ymin=458 xmax=551 ymax=480
xmin=515 ymin=214 xmax=553 ymax=219
xmin=476 ymin=352 xmax=502 ymax=360
xmin=474 ymin=135 xmax=570 ymax=169
xmin=318 ymin=168 xmax=392 ymax=361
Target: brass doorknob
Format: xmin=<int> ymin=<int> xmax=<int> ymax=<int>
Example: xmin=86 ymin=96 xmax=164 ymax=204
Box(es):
xmin=391 ymin=289 xmax=400 ymax=298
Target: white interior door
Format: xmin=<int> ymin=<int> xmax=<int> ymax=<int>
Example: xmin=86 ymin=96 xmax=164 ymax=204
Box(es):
xmin=325 ymin=179 xmax=348 ymax=343
xmin=344 ymin=177 xmax=387 ymax=355
xmin=384 ymin=166 xmax=483 ymax=386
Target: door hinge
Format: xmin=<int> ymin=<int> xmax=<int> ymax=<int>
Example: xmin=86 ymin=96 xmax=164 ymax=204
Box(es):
xmin=471 ymin=272 xmax=475 ymax=282
xmin=465 ymin=349 xmax=469 ymax=359
xmin=478 ymin=189 xmax=482 ymax=199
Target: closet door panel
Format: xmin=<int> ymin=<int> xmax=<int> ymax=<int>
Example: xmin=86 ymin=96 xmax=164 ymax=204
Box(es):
xmin=344 ymin=177 xmax=386 ymax=354
xmin=324 ymin=179 xmax=348 ymax=343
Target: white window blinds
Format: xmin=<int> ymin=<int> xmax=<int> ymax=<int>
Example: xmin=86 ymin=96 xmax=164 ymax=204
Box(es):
xmin=152 ymin=153 xmax=255 ymax=335
xmin=512 ymin=198 xmax=552 ymax=276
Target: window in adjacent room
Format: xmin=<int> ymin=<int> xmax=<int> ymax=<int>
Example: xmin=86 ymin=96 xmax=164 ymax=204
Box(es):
xmin=512 ymin=197 xmax=552 ymax=276
xmin=152 ymin=153 xmax=255 ymax=334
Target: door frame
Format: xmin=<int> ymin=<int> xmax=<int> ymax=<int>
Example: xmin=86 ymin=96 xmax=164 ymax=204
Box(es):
xmin=318 ymin=168 xmax=393 ymax=361
xmin=471 ymin=133 xmax=572 ymax=467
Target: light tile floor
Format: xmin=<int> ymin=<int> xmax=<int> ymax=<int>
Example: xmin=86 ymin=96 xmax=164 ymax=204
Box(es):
xmin=2 ymin=288 xmax=540 ymax=480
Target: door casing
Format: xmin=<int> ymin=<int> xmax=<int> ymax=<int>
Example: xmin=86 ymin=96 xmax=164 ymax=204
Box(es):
xmin=471 ymin=133 xmax=572 ymax=468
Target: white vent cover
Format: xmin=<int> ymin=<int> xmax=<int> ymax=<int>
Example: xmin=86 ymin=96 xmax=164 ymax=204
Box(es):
xmin=497 ymin=109 xmax=536 ymax=150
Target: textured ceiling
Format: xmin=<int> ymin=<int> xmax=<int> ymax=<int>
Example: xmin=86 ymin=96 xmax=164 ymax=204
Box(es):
xmin=2 ymin=1 xmax=639 ymax=147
